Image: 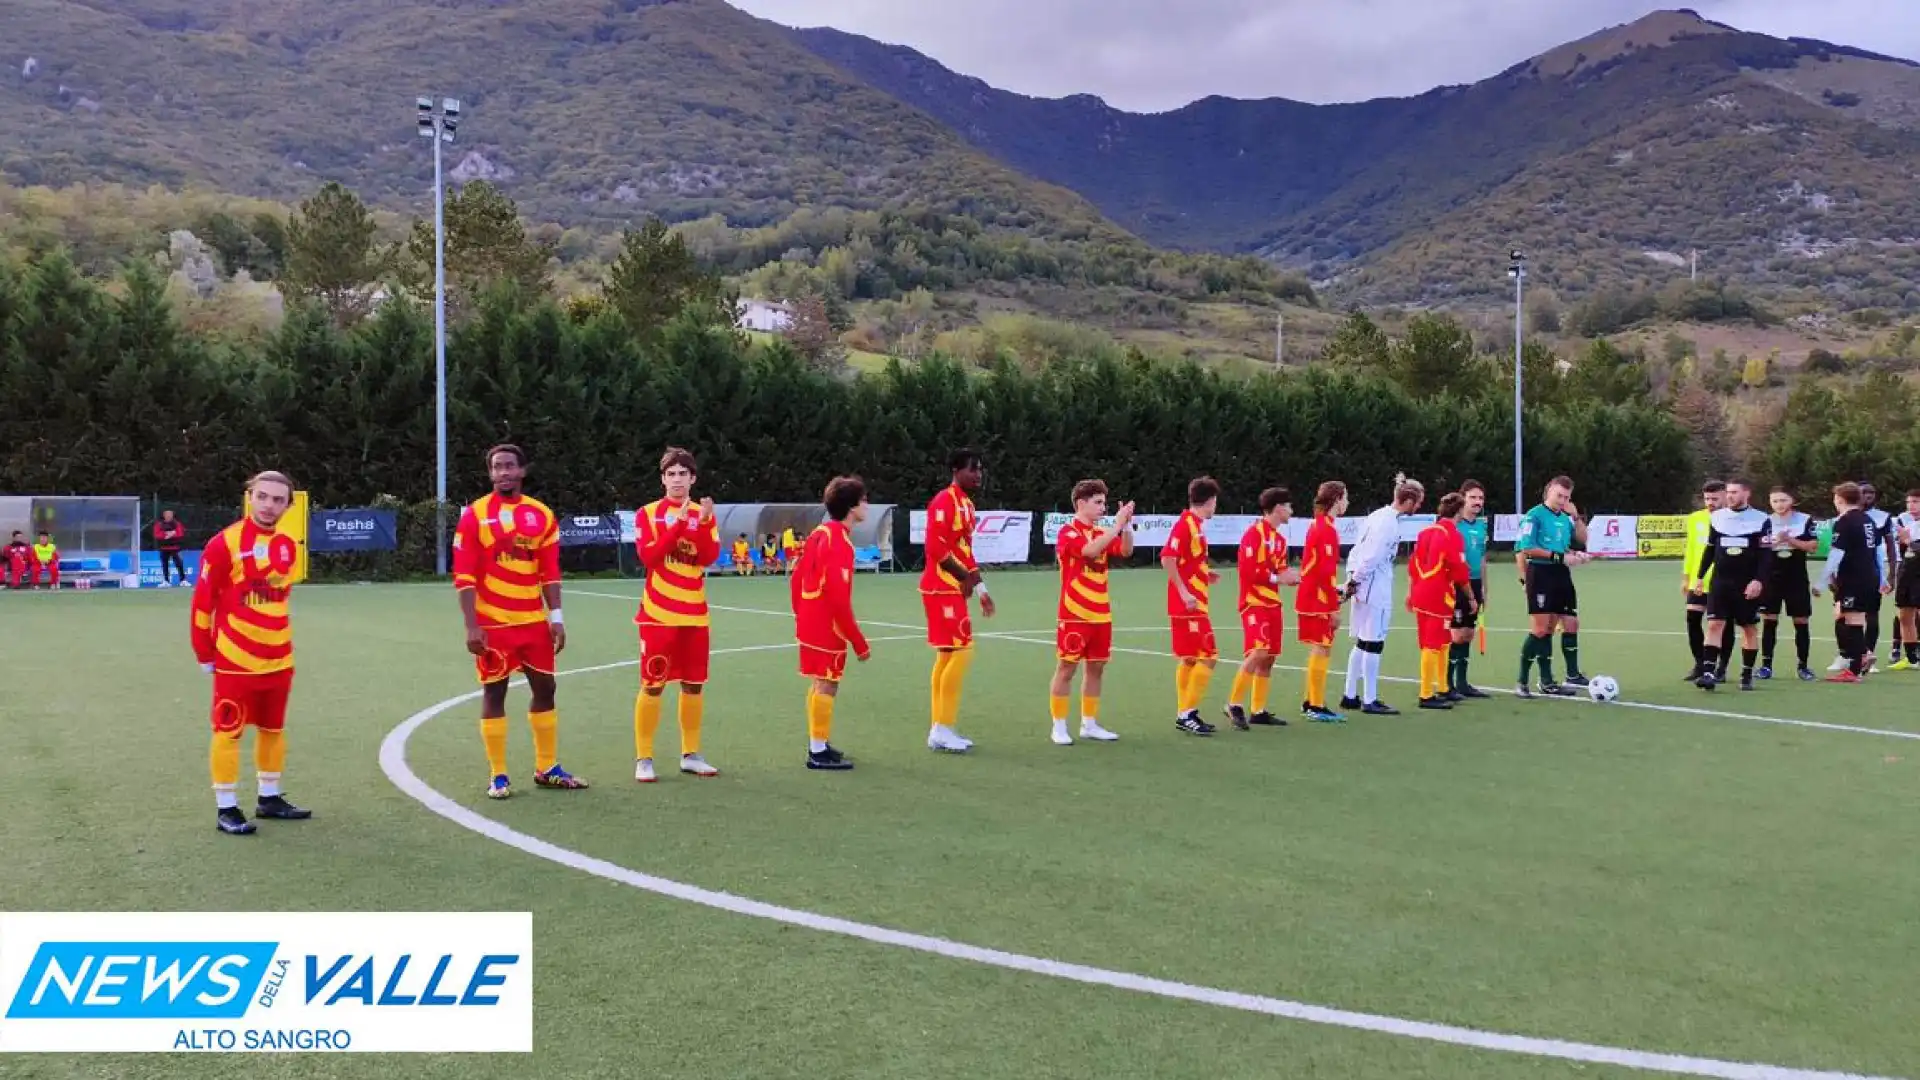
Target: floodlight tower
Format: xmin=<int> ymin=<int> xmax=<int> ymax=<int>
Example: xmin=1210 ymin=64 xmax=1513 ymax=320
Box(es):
xmin=418 ymin=96 xmax=460 ymax=574
xmin=1507 ymin=250 xmax=1527 ymax=518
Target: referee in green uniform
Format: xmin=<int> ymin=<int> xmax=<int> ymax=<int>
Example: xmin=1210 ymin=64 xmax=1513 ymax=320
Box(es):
xmin=1513 ymin=475 xmax=1590 ymax=697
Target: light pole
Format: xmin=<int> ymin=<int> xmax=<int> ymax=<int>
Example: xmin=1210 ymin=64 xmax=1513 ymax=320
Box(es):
xmin=418 ymin=95 xmax=460 ymax=574
xmin=1507 ymin=250 xmax=1526 ymax=519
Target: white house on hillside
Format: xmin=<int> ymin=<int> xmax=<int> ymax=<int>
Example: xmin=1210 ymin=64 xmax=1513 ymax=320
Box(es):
xmin=736 ymin=298 xmax=793 ymax=332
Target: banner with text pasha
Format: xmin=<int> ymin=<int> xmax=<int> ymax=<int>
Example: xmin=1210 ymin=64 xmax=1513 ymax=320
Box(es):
xmin=306 ymin=509 xmax=398 ymax=554
xmin=0 ymin=912 xmax=531 ymax=1053
xmin=907 ymin=510 xmax=1033 ymax=564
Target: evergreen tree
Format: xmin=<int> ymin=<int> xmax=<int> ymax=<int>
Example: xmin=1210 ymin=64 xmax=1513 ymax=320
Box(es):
xmin=400 ymin=181 xmax=554 ymax=322
xmin=282 ymin=182 xmax=390 ymax=327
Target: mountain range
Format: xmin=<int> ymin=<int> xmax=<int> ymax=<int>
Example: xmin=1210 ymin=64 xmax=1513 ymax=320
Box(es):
xmin=6 ymin=1 xmax=1920 ymax=307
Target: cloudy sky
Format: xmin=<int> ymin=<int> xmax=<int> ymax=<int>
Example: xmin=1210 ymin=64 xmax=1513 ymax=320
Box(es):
xmin=733 ymin=0 xmax=1919 ymax=112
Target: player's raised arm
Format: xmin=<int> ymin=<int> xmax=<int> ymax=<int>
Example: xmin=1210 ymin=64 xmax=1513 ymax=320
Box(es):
xmin=636 ymin=503 xmax=691 ymax=570
xmin=1083 ymin=502 xmax=1133 ymax=559
xmin=690 ymin=497 xmax=722 ymax=565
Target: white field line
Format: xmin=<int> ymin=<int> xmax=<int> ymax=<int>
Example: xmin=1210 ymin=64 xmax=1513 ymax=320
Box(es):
xmin=382 ymin=646 xmax=1905 ymax=1080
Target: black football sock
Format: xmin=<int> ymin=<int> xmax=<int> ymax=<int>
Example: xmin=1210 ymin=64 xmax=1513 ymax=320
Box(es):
xmin=1842 ymin=624 xmax=1866 ymax=674
xmin=1795 ymin=622 xmax=1811 ymax=667
xmin=1865 ymin=614 xmax=1881 ymax=656
xmin=1561 ymin=632 xmax=1581 ymax=677
xmin=1716 ymin=622 xmax=1733 ymax=678
xmin=1741 ymin=647 xmax=1757 ymax=680
xmin=1760 ymin=620 xmax=1778 ymax=665
xmin=1834 ymin=618 xmax=1846 ymax=657
xmin=1700 ymin=643 xmax=1720 ymax=675
xmin=1686 ymin=609 xmax=1705 ymax=664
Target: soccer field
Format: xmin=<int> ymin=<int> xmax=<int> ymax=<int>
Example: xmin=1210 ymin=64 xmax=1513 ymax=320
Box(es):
xmin=3 ymin=559 xmax=1917 ymax=1080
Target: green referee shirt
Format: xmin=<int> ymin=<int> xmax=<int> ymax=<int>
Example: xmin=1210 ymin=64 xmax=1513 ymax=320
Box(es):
xmin=1517 ymin=504 xmax=1573 ymax=563
xmin=1457 ymin=515 xmax=1488 ymax=579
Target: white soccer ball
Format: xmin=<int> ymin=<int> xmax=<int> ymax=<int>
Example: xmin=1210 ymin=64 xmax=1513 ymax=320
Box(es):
xmin=1587 ymin=675 xmax=1620 ymax=702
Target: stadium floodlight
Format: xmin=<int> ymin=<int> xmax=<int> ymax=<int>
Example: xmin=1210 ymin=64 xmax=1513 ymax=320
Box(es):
xmin=1507 ymin=250 xmax=1527 ymax=519
xmin=416 ymin=95 xmax=462 ymax=575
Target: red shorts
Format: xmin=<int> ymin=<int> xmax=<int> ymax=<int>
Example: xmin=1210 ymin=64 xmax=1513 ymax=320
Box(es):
xmin=475 ymin=621 xmax=556 ymax=685
xmin=1056 ymin=621 xmax=1112 ymax=664
xmin=1169 ymin=614 xmax=1218 ymax=661
xmin=798 ymin=642 xmax=848 ymax=682
xmin=211 ymin=668 xmax=294 ymax=733
xmin=639 ymin=623 xmax=711 ymax=687
xmin=924 ymin=593 xmax=974 ymax=650
xmin=1416 ymin=612 xmax=1453 ymax=651
xmin=1241 ymin=607 xmax=1283 ymax=656
xmin=1297 ymin=612 xmax=1336 ymax=649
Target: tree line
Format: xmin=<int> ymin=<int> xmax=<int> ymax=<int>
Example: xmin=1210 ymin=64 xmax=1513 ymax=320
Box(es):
xmin=0 ymin=248 xmax=1695 ymax=516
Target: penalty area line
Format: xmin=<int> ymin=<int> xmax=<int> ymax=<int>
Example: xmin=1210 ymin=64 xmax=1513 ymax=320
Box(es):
xmin=381 ymin=642 xmax=1900 ymax=1080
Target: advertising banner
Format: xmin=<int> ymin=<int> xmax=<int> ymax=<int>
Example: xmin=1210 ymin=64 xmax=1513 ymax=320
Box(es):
xmin=909 ymin=510 xmax=1032 ymax=564
xmin=1637 ymin=514 xmax=1688 ymax=558
xmin=557 ymin=513 xmax=623 ymax=548
xmin=307 ymin=510 xmax=398 ymax=554
xmin=1586 ymin=515 xmax=1639 ymax=558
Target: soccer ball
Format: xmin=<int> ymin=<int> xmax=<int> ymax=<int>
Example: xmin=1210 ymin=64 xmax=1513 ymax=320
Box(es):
xmin=1587 ymin=675 xmax=1620 ymax=702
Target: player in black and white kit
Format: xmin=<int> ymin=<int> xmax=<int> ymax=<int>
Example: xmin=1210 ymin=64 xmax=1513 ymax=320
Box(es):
xmin=1890 ymin=489 xmax=1920 ymax=670
xmin=1819 ymin=482 xmax=1880 ymax=683
xmin=1829 ymin=482 xmax=1896 ymax=673
xmin=1757 ymin=487 xmax=1818 ymax=681
xmin=1695 ymin=480 xmax=1770 ymax=691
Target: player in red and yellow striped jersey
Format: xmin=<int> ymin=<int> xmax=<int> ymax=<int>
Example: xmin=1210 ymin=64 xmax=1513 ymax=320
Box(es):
xmin=922 ymin=447 xmax=994 ymax=753
xmin=1049 ymin=479 xmax=1134 ymax=746
xmin=731 ymin=534 xmax=753 ymax=575
xmin=1163 ymin=476 xmax=1223 ymax=735
xmin=454 ymin=444 xmax=585 ymax=800
xmin=793 ymin=476 xmax=873 ymax=772
xmin=1226 ymin=487 xmax=1302 ymax=731
xmin=1408 ymin=492 xmax=1475 ymax=710
xmin=633 ymin=446 xmax=723 ymax=783
xmin=1295 ymin=481 xmax=1351 ymax=722
xmin=191 ymin=470 xmax=310 ymax=836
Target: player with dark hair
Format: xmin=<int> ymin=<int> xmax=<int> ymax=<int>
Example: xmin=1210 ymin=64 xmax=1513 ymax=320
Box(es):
xmin=1830 ymin=482 xmax=1896 ymax=673
xmin=193 ymin=470 xmax=310 ymax=835
xmin=5 ymin=531 xmax=29 ymax=589
xmin=731 ymin=533 xmax=754 ymax=576
xmin=1409 ymin=492 xmax=1474 ymax=709
xmin=1295 ymin=481 xmax=1350 ymax=722
xmin=1446 ymin=481 xmax=1492 ymax=699
xmin=923 ymin=448 xmax=993 ymax=752
xmin=1820 ymin=482 xmax=1880 ymax=682
xmin=30 ymin=531 xmax=58 ymax=589
xmin=1890 ymin=489 xmax=1920 ymax=670
xmin=1050 ymin=479 xmax=1134 ymax=744
xmin=633 ymin=446 xmax=722 ymax=782
xmin=1226 ymin=486 xmax=1300 ymax=730
xmin=455 ymin=444 xmax=585 ymax=800
xmin=1758 ymin=487 xmax=1818 ymax=680
xmin=1694 ymin=480 xmax=1769 ymax=691
xmin=1514 ymin=475 xmax=1589 ymax=697
xmin=1684 ymin=481 xmax=1732 ymax=680
xmin=793 ymin=476 xmax=873 ymax=771
xmin=1164 ymin=476 xmax=1223 ymax=734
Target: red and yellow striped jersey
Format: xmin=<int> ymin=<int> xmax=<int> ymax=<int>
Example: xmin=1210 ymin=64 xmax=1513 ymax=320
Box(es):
xmin=1162 ymin=509 xmax=1211 ymax=616
xmin=1408 ymin=518 xmax=1469 ymax=617
xmin=191 ymin=517 xmax=297 ymax=675
xmin=1237 ymin=518 xmax=1288 ymax=613
xmin=919 ymin=483 xmax=978 ymax=595
xmin=635 ymin=497 xmax=720 ymax=627
xmin=452 ymin=494 xmax=561 ymax=629
xmin=1055 ymin=520 xmax=1113 ymax=624
xmin=792 ymin=520 xmax=869 ymax=655
xmin=1295 ymin=514 xmax=1342 ymax=615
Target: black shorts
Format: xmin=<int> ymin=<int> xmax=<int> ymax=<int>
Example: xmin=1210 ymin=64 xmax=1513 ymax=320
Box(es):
xmin=1896 ymin=563 xmax=1920 ymax=609
xmin=1837 ymin=577 xmax=1879 ymax=614
xmin=1525 ymin=562 xmax=1577 ymax=617
xmin=1708 ymin=579 xmax=1761 ymax=627
xmin=1761 ymin=574 xmax=1812 ymax=620
xmin=1451 ymin=579 xmax=1485 ymax=629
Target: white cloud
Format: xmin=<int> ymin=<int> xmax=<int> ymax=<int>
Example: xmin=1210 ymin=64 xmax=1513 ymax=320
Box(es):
xmin=735 ymin=0 xmax=1920 ymax=112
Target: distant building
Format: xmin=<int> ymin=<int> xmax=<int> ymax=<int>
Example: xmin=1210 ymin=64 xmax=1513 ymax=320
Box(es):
xmin=736 ymin=298 xmax=793 ymax=332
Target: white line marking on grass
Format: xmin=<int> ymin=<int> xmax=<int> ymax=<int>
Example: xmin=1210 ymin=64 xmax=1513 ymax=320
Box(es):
xmin=383 ymin=646 xmax=1903 ymax=1080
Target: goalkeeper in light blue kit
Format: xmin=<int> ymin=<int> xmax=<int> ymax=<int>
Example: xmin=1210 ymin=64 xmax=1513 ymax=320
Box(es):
xmin=1513 ymin=476 xmax=1591 ymax=698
